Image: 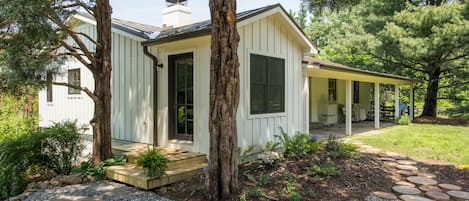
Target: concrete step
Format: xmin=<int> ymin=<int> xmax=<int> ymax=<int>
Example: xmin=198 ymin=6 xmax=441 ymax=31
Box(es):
xmin=105 ymin=162 xmax=207 ymax=190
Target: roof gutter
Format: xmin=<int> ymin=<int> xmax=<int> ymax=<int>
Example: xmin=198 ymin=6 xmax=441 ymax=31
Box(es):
xmin=143 ymin=46 xmax=161 ymax=146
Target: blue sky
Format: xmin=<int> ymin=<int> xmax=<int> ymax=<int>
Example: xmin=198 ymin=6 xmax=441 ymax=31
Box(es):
xmin=110 ymin=0 xmax=302 ymax=26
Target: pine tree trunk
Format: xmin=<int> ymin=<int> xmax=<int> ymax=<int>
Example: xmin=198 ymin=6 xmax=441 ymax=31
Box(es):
xmin=208 ymin=0 xmax=240 ymax=200
xmin=421 ymin=66 xmax=440 ymax=117
xmin=91 ymin=0 xmax=113 ymax=166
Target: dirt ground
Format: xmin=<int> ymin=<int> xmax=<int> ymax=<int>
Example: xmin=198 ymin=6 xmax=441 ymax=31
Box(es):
xmin=157 ymin=152 xmax=469 ymax=201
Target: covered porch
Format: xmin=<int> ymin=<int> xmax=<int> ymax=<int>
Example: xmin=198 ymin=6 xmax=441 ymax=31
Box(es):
xmin=303 ymin=57 xmax=414 ymax=136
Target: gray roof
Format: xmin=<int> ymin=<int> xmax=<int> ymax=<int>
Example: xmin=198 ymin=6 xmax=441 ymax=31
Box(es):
xmin=142 ymin=4 xmax=309 ymax=46
xmin=76 ymin=12 xmax=161 ymax=39
xmin=303 ymin=56 xmax=413 ymax=82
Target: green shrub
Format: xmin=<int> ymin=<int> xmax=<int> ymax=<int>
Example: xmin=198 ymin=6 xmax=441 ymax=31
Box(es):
xmin=310 ymin=161 xmax=341 ymax=177
xmin=0 ymin=95 xmax=38 ymax=142
xmin=72 ymin=155 xmax=127 ymax=178
xmin=136 ymin=149 xmax=169 ymax=178
xmin=0 ymin=121 xmax=85 ymax=199
xmin=40 ymin=121 xmax=86 ymax=174
xmin=323 ymin=138 xmax=359 ymax=159
xmin=263 ymin=141 xmax=280 ymax=152
xmin=247 ymin=187 xmax=265 ymax=198
xmin=397 ymin=115 xmax=411 ymax=125
xmin=276 ymin=128 xmax=320 ymax=159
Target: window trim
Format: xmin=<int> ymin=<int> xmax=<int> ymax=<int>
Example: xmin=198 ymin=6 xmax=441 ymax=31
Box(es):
xmin=68 ymin=69 xmax=81 ymax=95
xmin=247 ymin=50 xmax=287 ymax=119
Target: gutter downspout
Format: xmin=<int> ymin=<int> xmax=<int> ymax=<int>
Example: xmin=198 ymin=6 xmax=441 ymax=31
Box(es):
xmin=143 ymin=46 xmax=160 ymax=146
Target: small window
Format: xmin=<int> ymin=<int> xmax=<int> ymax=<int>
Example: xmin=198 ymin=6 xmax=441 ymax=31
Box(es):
xmin=68 ymin=69 xmax=81 ymax=94
xmin=353 ymin=81 xmax=359 ymax=103
xmin=328 ymin=79 xmax=337 ymax=103
xmin=250 ymin=54 xmax=285 ymax=114
xmin=46 ymin=73 xmax=53 ymax=102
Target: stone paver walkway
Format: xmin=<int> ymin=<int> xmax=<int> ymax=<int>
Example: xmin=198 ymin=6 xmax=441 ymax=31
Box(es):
xmin=345 ymin=131 xmax=469 ymax=201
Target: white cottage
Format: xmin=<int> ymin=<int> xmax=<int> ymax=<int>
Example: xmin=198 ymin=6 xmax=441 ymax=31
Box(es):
xmin=39 ymin=1 xmax=414 ymax=155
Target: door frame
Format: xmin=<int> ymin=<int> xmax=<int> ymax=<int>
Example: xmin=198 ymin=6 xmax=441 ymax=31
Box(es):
xmin=168 ymin=52 xmax=194 ymax=141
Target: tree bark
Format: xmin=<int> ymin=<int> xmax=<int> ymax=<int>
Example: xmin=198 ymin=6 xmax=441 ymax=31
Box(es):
xmin=208 ymin=0 xmax=240 ymax=200
xmin=91 ymin=0 xmax=113 ymax=166
xmin=421 ymin=66 xmax=440 ymax=117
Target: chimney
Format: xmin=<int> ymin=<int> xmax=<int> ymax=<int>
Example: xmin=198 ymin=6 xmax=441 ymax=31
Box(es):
xmin=163 ymin=0 xmax=192 ymax=28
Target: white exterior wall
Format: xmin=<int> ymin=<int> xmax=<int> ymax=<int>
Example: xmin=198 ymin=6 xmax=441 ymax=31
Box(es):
xmin=39 ymin=22 xmax=155 ymax=144
xmin=309 ymin=77 xmax=371 ymax=122
xmin=237 ymin=14 xmax=308 ymax=151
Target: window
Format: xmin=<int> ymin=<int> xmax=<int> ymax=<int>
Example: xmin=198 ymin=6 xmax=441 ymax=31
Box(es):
xmin=68 ymin=69 xmax=81 ymax=94
xmin=46 ymin=73 xmax=53 ymax=102
xmin=353 ymin=81 xmax=359 ymax=103
xmin=250 ymin=54 xmax=285 ymax=114
xmin=328 ymin=79 xmax=337 ymax=103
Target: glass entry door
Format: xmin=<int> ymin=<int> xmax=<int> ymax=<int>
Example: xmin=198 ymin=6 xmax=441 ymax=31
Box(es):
xmin=168 ymin=53 xmax=194 ymax=141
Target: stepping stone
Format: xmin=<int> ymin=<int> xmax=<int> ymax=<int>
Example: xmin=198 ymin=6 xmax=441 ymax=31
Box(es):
xmin=407 ymin=176 xmax=438 ymax=185
xmin=397 ymin=170 xmax=417 ymax=176
xmin=397 ymin=165 xmax=419 ymax=171
xmin=397 ymin=160 xmax=417 ymax=165
xmin=417 ymin=173 xmax=437 ymax=179
xmin=378 ymin=157 xmax=396 ymax=162
xmin=384 ymin=162 xmax=399 ymax=168
xmin=399 ymin=195 xmax=433 ymax=201
xmin=392 ymin=185 xmax=421 ymax=195
xmin=419 ymin=185 xmax=442 ymax=192
xmin=447 ymin=190 xmax=469 ymax=200
xmin=396 ymin=181 xmax=416 ymax=187
xmin=438 ymin=183 xmax=462 ymax=191
xmin=425 ymin=191 xmax=450 ymax=201
xmin=365 ymin=195 xmax=389 ymax=201
xmin=373 ymin=191 xmax=398 ymax=200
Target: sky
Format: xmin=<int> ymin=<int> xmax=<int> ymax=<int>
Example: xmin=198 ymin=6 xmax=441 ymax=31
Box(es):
xmin=110 ymin=0 xmax=302 ymax=26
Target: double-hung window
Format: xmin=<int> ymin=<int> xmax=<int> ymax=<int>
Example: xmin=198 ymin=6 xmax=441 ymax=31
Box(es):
xmin=250 ymin=54 xmax=285 ymax=114
xmin=68 ymin=69 xmax=81 ymax=94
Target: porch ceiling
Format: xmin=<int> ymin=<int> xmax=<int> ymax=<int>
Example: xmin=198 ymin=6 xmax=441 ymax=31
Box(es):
xmin=303 ymin=57 xmax=413 ymax=86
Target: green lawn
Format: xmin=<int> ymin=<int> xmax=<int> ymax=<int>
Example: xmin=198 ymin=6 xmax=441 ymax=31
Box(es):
xmin=349 ymin=124 xmax=469 ymax=166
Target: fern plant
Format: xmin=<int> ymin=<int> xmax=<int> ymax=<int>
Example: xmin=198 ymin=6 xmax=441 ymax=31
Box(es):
xmin=136 ymin=148 xmax=169 ymax=178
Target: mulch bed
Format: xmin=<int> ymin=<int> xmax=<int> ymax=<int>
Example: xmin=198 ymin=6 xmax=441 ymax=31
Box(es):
xmin=413 ymin=117 xmax=469 ymax=126
xmin=156 ymin=152 xmax=469 ymax=201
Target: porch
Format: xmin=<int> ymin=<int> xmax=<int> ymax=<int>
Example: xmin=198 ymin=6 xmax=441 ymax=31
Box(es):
xmin=310 ymin=121 xmax=395 ymax=140
xmin=303 ymin=56 xmax=415 ymax=136
xmin=105 ymin=143 xmax=207 ymax=190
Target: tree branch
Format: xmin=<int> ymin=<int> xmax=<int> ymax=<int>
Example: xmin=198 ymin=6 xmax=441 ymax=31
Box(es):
xmin=59 ymin=41 xmax=94 ymax=72
xmin=52 ymin=81 xmax=98 ymax=102
xmin=367 ymin=51 xmax=428 ymax=73
xmin=74 ymin=31 xmax=98 ymax=45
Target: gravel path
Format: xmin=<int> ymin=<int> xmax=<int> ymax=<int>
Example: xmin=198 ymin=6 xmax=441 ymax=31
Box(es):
xmin=24 ymin=181 xmax=171 ymax=201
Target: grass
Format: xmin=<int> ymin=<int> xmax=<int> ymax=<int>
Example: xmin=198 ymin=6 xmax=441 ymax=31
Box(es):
xmin=350 ymin=124 xmax=469 ymax=166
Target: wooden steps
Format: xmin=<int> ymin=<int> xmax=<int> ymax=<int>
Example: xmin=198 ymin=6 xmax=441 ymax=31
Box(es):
xmin=106 ymin=143 xmax=207 ymax=190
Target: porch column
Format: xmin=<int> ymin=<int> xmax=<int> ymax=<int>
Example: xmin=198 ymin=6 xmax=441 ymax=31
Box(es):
xmin=395 ymin=85 xmax=400 ymax=121
xmin=374 ymin=82 xmax=380 ymax=129
xmin=345 ymin=79 xmax=352 ymax=135
xmin=410 ymin=85 xmax=414 ymax=120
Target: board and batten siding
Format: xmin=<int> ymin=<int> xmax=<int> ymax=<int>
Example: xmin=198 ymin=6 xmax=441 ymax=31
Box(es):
xmin=237 ymin=14 xmax=309 ymax=151
xmin=39 ymin=22 xmax=155 ymax=144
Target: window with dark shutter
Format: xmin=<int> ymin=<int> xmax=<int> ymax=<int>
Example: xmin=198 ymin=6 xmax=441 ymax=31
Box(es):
xmin=250 ymin=54 xmax=285 ymax=114
xmin=46 ymin=73 xmax=53 ymax=102
xmin=328 ymin=79 xmax=337 ymax=103
xmin=353 ymin=81 xmax=359 ymax=103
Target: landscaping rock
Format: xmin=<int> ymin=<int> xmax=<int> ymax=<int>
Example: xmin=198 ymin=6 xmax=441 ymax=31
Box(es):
xmin=365 ymin=195 xmax=388 ymax=201
xmin=399 ymin=195 xmax=433 ymax=201
xmin=395 ymin=181 xmax=416 ymax=187
xmin=378 ymin=157 xmax=396 ymax=162
xmin=438 ymin=183 xmax=462 ymax=191
xmin=397 ymin=170 xmax=417 ymax=176
xmin=384 ymin=162 xmax=399 ymax=168
xmin=60 ymin=175 xmax=83 ymax=185
xmin=406 ymin=176 xmax=438 ymax=185
xmin=397 ymin=160 xmax=417 ymax=166
xmin=419 ymin=185 xmax=442 ymax=192
xmin=397 ymin=165 xmax=418 ymax=171
xmin=373 ymin=191 xmax=398 ymax=200
xmin=417 ymin=173 xmax=437 ymax=179
xmin=392 ymin=185 xmax=421 ymax=195
xmin=447 ymin=190 xmax=469 ymax=200
xmin=425 ymin=191 xmax=450 ymax=201
xmin=37 ymin=181 xmax=50 ymax=189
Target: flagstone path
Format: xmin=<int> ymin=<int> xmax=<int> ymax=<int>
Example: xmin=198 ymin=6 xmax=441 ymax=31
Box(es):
xmin=345 ymin=130 xmax=469 ymax=201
